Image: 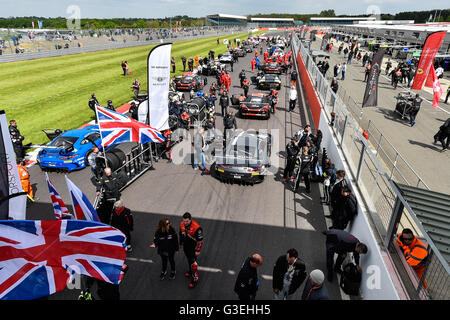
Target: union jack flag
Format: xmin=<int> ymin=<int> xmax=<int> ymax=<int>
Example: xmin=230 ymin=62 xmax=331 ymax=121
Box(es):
xmin=96 ymin=105 xmax=164 ymax=147
xmin=0 ymin=219 xmax=127 ymax=300
xmin=45 ymin=173 xmax=72 ymax=220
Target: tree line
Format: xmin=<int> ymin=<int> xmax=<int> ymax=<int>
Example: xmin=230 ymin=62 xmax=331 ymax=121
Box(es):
xmin=0 ymin=9 xmax=448 ymax=29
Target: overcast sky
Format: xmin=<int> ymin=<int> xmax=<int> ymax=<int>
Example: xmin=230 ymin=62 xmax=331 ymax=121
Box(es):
xmin=0 ymin=0 xmax=447 ymax=18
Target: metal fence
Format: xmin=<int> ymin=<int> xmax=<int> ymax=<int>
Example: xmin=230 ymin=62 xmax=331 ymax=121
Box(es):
xmin=0 ymin=25 xmax=247 ymax=63
xmin=293 ymin=32 xmax=449 ymax=300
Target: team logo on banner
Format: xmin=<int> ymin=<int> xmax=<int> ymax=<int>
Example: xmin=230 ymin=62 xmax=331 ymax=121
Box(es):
xmin=411 ymin=31 xmax=446 ymax=90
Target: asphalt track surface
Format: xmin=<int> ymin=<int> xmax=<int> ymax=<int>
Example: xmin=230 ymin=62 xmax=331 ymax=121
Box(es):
xmin=27 ymin=33 xmax=342 ymax=300
xmin=309 ymin=34 xmax=450 ymax=194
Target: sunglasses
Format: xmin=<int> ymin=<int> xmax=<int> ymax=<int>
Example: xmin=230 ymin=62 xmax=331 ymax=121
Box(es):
xmin=403 ymin=237 xmax=413 ymax=241
xmin=165 ymin=222 xmax=170 ymax=225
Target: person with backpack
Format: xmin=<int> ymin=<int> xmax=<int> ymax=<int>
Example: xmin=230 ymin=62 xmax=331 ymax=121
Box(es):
xmin=434 ymin=117 xmax=450 ymax=151
xmin=323 ymin=229 xmax=368 ymax=282
xmin=111 ymin=200 xmax=134 ymax=252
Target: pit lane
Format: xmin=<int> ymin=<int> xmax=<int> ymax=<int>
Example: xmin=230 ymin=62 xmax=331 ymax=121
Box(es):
xmin=26 ymin=31 xmax=342 ymax=300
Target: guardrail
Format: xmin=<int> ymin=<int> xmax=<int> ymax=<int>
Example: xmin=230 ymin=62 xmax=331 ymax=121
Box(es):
xmin=293 ymin=32 xmax=449 ymax=300
xmin=0 ymin=27 xmax=247 ymax=63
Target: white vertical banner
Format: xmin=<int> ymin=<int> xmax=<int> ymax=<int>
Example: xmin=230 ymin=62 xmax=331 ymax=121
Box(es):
xmin=0 ymin=111 xmax=27 ymax=220
xmin=147 ymin=43 xmax=172 ymax=131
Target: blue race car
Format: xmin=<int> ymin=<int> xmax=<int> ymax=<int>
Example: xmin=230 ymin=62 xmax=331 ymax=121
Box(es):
xmin=37 ymin=125 xmax=108 ymax=172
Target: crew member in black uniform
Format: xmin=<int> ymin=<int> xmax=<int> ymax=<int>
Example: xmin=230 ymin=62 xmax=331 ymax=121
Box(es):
xmin=283 ymin=137 xmax=299 ymax=182
xmin=239 ymin=69 xmax=246 ymax=88
xmin=9 ymin=120 xmax=25 ymax=160
xmin=128 ymin=101 xmax=139 ymax=120
xmin=96 ymin=167 xmax=122 ymax=223
xmin=105 ymin=100 xmax=115 ymax=111
xmin=179 ymin=212 xmax=203 ymax=288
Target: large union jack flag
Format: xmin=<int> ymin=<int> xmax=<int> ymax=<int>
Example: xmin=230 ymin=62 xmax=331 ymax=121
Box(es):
xmin=45 ymin=173 xmax=72 ymax=220
xmin=0 ymin=220 xmax=127 ymax=300
xmin=96 ymin=105 xmax=165 ymax=147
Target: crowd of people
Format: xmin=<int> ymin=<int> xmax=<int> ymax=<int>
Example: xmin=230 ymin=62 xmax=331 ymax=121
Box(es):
xmin=8 ymin=30 xmax=439 ymax=301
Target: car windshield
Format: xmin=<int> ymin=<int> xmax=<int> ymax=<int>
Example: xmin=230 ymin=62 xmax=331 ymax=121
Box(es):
xmin=181 ymin=76 xmax=194 ymax=83
xmin=248 ymin=96 xmax=267 ymax=104
xmin=222 ymin=54 xmax=232 ymax=58
xmin=50 ymin=136 xmax=78 ymax=148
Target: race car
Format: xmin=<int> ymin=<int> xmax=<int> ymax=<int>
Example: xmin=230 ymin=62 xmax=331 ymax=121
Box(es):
xmin=252 ymin=73 xmax=282 ymax=91
xmin=243 ymin=45 xmax=253 ymax=53
xmin=213 ymin=130 xmax=271 ymax=185
xmin=199 ymin=60 xmax=225 ymax=76
xmin=238 ymin=93 xmax=272 ymax=119
xmin=233 ymin=48 xmax=246 ymax=57
xmin=219 ymin=53 xmax=234 ymax=63
xmin=173 ymin=72 xmax=207 ymax=91
xmin=258 ymin=62 xmax=283 ymax=74
xmin=37 ymin=125 xmax=112 ymax=172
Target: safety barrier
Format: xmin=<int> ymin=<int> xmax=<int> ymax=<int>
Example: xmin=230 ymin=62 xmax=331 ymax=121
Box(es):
xmin=292 ymin=32 xmax=449 ymax=300
xmin=0 ymin=26 xmax=247 ymax=63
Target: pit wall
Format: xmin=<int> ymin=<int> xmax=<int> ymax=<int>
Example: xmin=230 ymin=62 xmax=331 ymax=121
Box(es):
xmin=294 ymin=47 xmax=400 ymax=300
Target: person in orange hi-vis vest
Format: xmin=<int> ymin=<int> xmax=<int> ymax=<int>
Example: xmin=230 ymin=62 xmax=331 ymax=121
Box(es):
xmin=194 ymin=56 xmax=199 ymax=68
xmin=17 ymin=159 xmax=34 ymax=201
xmin=396 ymin=228 xmax=429 ymax=290
xmin=251 ymin=58 xmax=256 ymax=72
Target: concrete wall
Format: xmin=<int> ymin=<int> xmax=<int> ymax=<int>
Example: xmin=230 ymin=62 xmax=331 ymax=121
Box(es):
xmin=295 ymin=45 xmax=400 ymax=300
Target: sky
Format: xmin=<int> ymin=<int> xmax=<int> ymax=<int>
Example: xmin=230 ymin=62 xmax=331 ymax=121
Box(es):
xmin=0 ymin=0 xmax=447 ymax=19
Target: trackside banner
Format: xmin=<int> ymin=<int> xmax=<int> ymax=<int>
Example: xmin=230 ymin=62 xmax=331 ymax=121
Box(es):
xmin=411 ymin=31 xmax=446 ymax=90
xmin=147 ymin=43 xmax=172 ymax=131
xmin=362 ymin=48 xmax=385 ymax=108
xmin=0 ymin=110 xmax=27 ymax=220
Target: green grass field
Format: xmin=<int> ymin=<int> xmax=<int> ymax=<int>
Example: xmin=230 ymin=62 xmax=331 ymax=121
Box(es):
xmin=0 ymin=31 xmax=261 ymax=145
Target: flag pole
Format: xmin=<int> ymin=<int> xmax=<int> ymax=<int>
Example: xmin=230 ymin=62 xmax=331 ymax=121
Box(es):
xmin=95 ymin=105 xmax=108 ymax=170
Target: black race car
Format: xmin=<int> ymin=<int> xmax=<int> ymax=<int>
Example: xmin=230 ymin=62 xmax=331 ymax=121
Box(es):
xmin=258 ymin=62 xmax=283 ymax=74
xmin=252 ymin=73 xmax=282 ymax=91
xmin=243 ymin=46 xmax=253 ymax=53
xmin=238 ymin=93 xmax=271 ymax=119
xmin=200 ymin=60 xmax=225 ymax=76
xmin=173 ymin=72 xmax=207 ymax=91
xmin=213 ymin=130 xmax=271 ymax=185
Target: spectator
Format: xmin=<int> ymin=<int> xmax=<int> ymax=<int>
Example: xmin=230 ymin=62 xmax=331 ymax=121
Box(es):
xmin=121 ymin=60 xmax=126 ymax=76
xmin=151 ymin=218 xmax=179 ymax=280
xmin=193 ymin=127 xmax=208 ymax=172
xmin=329 ymin=169 xmax=347 ymax=211
xmin=220 ymin=91 xmax=230 ymax=116
xmin=301 ymin=269 xmax=329 ymax=300
xmin=289 ymin=86 xmax=297 ymax=112
xmin=234 ymin=253 xmax=263 ymax=300
xmin=331 ymin=186 xmax=358 ymax=230
xmin=181 ymin=56 xmax=187 ymax=71
xmin=111 ymin=200 xmax=134 ymax=252
xmin=272 ymin=248 xmax=307 ymax=300
xmin=96 ymin=167 xmax=122 ymax=223
xmin=364 ymin=63 xmax=371 ymax=82
xmin=324 ymin=229 xmax=368 ymax=282
xmin=434 ymin=117 xmax=450 ymax=151
xmin=171 ymin=56 xmax=176 ymax=73
xmin=341 ymin=62 xmax=347 ymax=80
xmin=321 ymin=157 xmax=336 ymax=205
xmin=188 ymin=58 xmax=194 ymax=72
xmin=87 ymin=147 xmax=101 ymax=179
